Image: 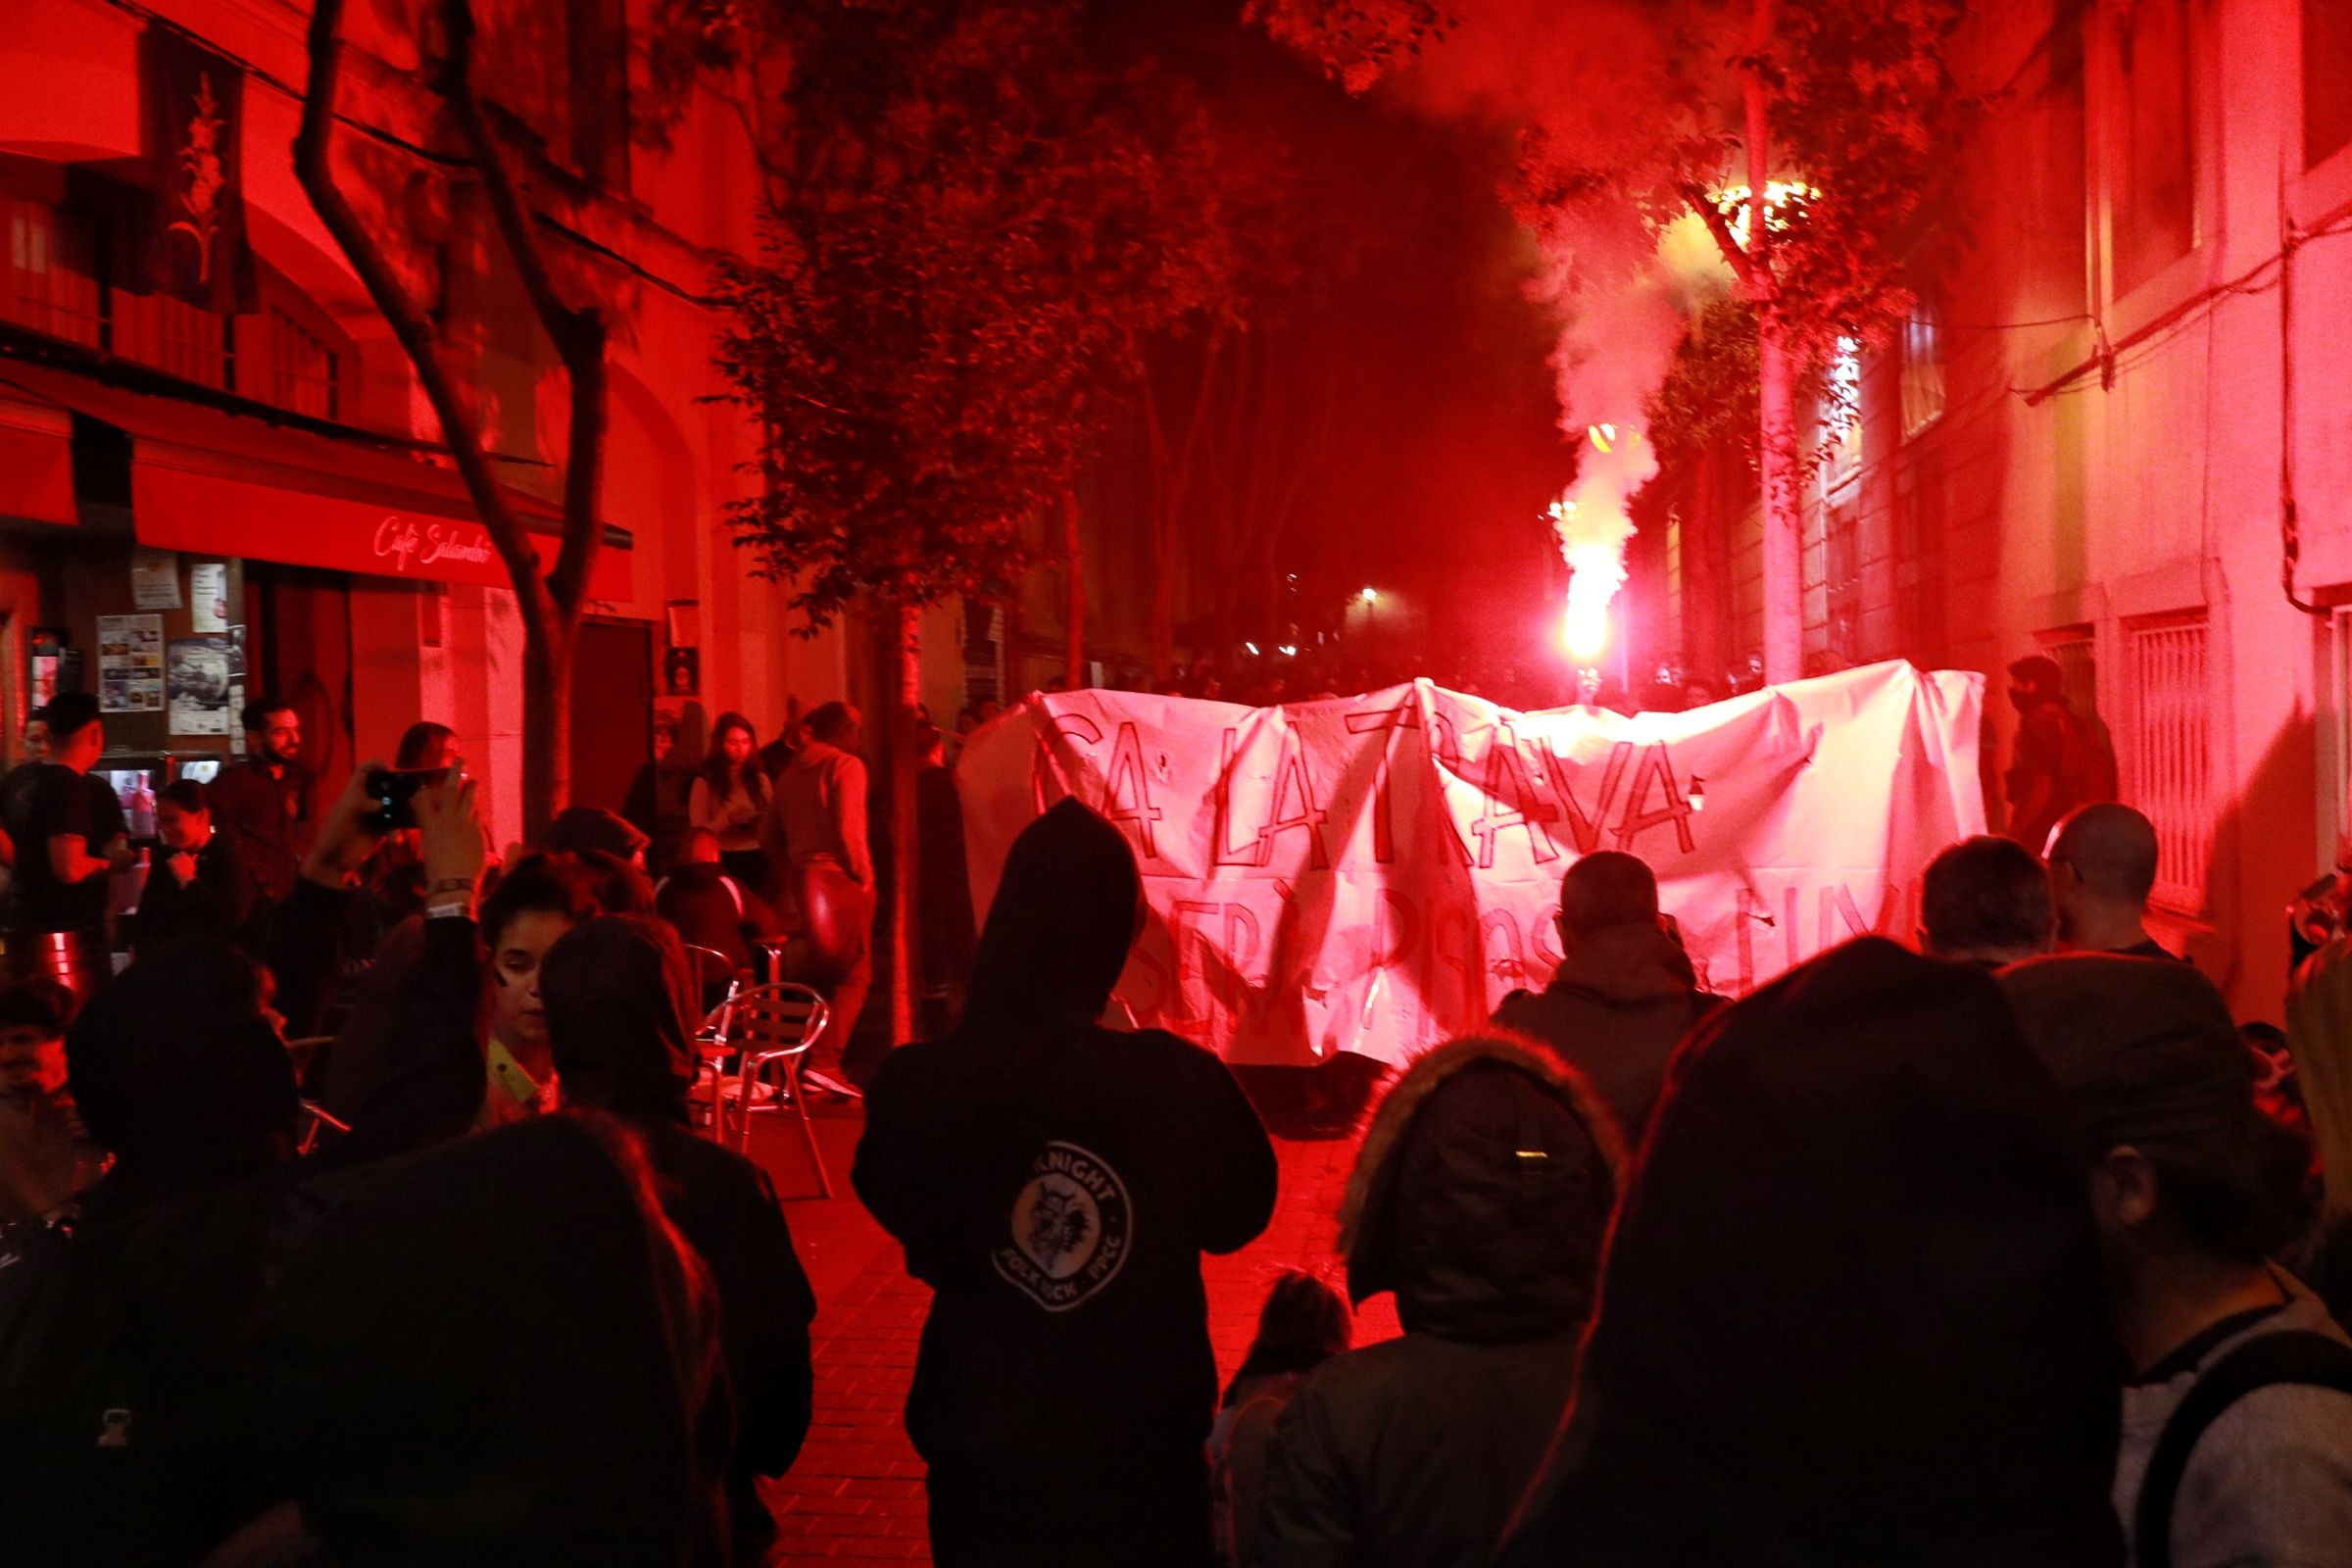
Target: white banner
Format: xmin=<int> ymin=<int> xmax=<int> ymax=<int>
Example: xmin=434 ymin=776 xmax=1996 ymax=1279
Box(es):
xmin=957 ymin=660 xmax=1985 ymax=1067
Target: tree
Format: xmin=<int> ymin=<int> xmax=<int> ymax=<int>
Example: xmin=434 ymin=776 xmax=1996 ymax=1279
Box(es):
xmin=710 ymin=0 xmax=1231 ymax=1043
xmin=296 ymin=0 xmax=610 ymax=838
xmin=1253 ymin=0 xmax=1965 ymax=683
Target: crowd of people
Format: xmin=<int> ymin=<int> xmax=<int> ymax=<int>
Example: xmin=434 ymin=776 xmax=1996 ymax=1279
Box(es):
xmin=4 ymin=654 xmax=2352 ymax=1567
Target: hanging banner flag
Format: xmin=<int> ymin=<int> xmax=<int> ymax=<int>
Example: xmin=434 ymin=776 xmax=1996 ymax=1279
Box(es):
xmin=142 ymin=26 xmax=255 ymax=313
xmin=957 ymin=661 xmax=1986 ymax=1067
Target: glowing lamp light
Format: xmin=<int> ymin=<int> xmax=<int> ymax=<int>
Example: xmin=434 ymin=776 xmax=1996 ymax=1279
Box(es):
xmin=1359 ymin=586 xmax=1378 ymax=604
xmin=1245 ymin=641 xmax=1260 ymax=657
xmin=1278 ymin=644 xmax=1298 ymax=658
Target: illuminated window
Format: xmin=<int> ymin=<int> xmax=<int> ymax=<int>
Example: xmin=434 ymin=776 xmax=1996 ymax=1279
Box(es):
xmin=2126 ymin=614 xmax=2212 ymax=912
xmin=2307 ymin=0 xmax=2352 ymax=170
xmin=2108 ymin=0 xmax=2197 ymax=298
xmin=1822 ymin=335 xmax=1862 ymax=492
xmin=1901 ymin=308 xmax=1945 ymax=438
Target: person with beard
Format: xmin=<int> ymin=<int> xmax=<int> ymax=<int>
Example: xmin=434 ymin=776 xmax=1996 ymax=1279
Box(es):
xmin=541 ymin=914 xmax=817 ymax=1564
xmin=209 ymin=697 xmax=311 ymax=907
xmin=1492 ymin=851 xmax=1721 ymax=1146
xmin=853 ymin=799 xmax=1279 ymax=1568
xmin=2047 ymin=804 xmax=2186 ymax=961
xmin=1504 ymin=937 xmax=2125 ymax=1567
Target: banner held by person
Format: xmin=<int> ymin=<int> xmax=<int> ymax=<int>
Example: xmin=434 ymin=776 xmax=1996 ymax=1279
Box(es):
xmin=956 ymin=661 xmax=1984 ymax=1067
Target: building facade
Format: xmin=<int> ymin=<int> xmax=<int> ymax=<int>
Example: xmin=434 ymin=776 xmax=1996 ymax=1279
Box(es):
xmin=1661 ymin=0 xmax=2352 ymax=1022
xmin=0 ymin=0 xmax=856 ymax=847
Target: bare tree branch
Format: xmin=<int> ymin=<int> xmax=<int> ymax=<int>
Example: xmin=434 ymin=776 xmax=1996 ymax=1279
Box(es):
xmin=294 ymin=0 xmax=552 ymax=622
xmin=1682 ymin=178 xmax=1762 ymax=292
xmin=438 ymin=0 xmax=607 ymax=621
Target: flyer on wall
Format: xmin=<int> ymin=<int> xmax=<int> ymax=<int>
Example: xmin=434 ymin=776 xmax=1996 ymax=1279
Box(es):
xmin=167 ymin=634 xmax=235 ymax=735
xmin=97 ymin=614 xmax=165 ymax=714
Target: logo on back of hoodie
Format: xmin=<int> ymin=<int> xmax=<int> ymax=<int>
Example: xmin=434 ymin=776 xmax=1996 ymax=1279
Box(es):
xmin=994 ymin=1140 xmax=1131 ymax=1312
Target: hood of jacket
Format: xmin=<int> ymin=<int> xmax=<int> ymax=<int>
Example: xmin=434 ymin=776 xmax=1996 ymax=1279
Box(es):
xmin=1516 ymin=936 xmax=2121 ymax=1566
xmin=1545 ymin=920 xmax=1702 ymax=1005
xmin=961 ymin=798 xmax=1140 ymax=1039
xmin=541 ymin=916 xmax=701 ymax=1128
xmin=1341 ymin=1032 xmax=1626 ymax=1343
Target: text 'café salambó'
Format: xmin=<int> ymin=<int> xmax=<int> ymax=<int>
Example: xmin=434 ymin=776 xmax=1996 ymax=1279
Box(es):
xmin=0 ymin=27 xmax=632 ymax=843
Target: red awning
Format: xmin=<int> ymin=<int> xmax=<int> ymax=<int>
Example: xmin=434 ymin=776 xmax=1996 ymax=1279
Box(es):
xmin=0 ymin=388 xmax=75 ymax=528
xmin=0 ymin=360 xmax=633 ymax=601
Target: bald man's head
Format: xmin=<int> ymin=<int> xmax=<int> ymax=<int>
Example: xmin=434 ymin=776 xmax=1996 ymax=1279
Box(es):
xmin=1559 ymin=851 xmax=1659 ymax=938
xmin=2047 ymin=803 xmax=2160 ymax=905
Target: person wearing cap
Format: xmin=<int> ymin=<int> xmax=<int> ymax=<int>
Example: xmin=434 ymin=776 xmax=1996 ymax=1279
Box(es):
xmin=2047 ymin=803 xmax=2184 ymax=961
xmin=1919 ymin=834 xmax=2058 ymax=966
xmin=2002 ymin=954 xmax=2352 ymax=1568
xmin=1492 ymin=850 xmax=1721 ymax=1146
xmin=2005 ymin=655 xmax=2116 ymax=856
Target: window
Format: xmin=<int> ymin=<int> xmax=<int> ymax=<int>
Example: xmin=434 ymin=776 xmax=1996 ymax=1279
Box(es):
xmin=2039 ymin=628 xmax=2101 ymax=726
xmin=1901 ymin=307 xmax=1945 ymax=438
xmin=266 ymin=307 xmax=338 ymax=420
xmin=115 ymin=289 xmax=231 ymax=390
xmin=1822 ymin=334 xmax=1863 ymax=493
xmin=2109 ymin=0 xmax=2198 ymax=298
xmin=2127 ymin=615 xmax=2212 ymax=911
xmin=2307 ymin=0 xmax=2352 ymax=171
xmin=3 ymin=198 xmax=102 ymax=348
xmin=1825 ymin=498 xmax=1860 ymax=666
xmin=1893 ymin=446 xmax=1947 ymax=667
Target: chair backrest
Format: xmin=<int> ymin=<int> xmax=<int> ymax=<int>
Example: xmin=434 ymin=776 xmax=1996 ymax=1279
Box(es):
xmin=711 ymin=982 xmax=829 ymax=1066
xmin=680 ymin=943 xmax=743 ymax=1018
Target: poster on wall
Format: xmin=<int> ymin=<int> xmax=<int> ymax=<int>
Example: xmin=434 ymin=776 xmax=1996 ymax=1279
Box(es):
xmin=190 ymin=563 xmax=228 ymax=632
xmin=98 ymin=615 xmax=165 ymax=714
xmin=131 ymin=551 xmax=182 ymax=611
xmin=225 ymin=625 xmax=246 ymax=750
xmin=167 ymin=634 xmax=235 ymax=735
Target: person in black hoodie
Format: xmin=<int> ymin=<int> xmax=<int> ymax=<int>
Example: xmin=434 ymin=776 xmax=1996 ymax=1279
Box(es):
xmin=853 ymin=798 xmax=1280 ymax=1568
xmin=539 ymin=913 xmax=818 ymax=1565
xmin=0 ymin=763 xmax=498 ymax=1562
xmin=1492 ymin=851 xmax=1721 ymax=1145
xmin=1504 ymin=936 xmax=2125 ymax=1568
xmin=1250 ymin=1032 xmax=1623 ymax=1566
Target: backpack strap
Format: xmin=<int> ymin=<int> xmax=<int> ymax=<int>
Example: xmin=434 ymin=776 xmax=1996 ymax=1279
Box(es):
xmin=2134 ymin=1328 xmax=2352 ymax=1568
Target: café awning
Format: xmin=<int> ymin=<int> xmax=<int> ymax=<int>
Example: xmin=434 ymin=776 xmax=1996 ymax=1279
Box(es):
xmin=0 ymin=387 xmax=75 ymax=528
xmin=0 ymin=359 xmax=633 ymax=601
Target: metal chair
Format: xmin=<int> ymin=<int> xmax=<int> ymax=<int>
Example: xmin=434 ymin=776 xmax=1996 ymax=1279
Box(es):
xmin=700 ymin=981 xmax=832 ymax=1198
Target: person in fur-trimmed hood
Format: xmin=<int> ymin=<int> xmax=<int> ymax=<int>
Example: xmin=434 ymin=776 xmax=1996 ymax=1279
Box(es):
xmin=1245 ymin=1031 xmax=1624 ymax=1568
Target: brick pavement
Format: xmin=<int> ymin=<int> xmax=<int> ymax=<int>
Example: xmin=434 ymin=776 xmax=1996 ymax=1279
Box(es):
xmin=745 ymin=1096 xmax=1397 ymax=1565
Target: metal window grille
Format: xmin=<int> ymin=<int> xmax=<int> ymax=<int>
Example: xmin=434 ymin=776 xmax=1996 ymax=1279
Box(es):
xmin=2127 ymin=618 xmax=2212 ymax=911
xmin=116 ymin=288 xmax=230 ymax=390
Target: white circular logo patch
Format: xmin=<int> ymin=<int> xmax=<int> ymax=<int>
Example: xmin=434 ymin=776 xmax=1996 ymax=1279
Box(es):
xmin=993 ymin=1140 xmax=1132 ymax=1312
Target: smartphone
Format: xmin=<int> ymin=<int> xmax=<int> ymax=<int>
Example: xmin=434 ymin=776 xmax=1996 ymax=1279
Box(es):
xmin=366 ymin=766 xmax=448 ymax=831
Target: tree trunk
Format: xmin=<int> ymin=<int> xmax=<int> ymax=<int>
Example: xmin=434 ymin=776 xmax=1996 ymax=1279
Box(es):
xmin=888 ymin=602 xmax=921 ymax=1048
xmin=519 ymin=611 xmax=574 ymax=843
xmin=1062 ymin=487 xmax=1086 ymax=690
xmin=1757 ymin=309 xmax=1802 ymax=685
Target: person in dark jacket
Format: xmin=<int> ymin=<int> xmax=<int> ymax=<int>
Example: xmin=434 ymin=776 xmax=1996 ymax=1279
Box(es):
xmin=658 ymin=826 xmax=787 ymax=979
xmin=0 ymin=764 xmax=493 ymax=1563
xmin=207 ymin=697 xmax=311 ymax=907
xmin=130 ymin=778 xmax=253 ymax=956
xmin=541 ymin=914 xmax=817 ymax=1565
xmin=1250 ymin=1032 xmax=1624 ymax=1567
xmin=914 ymin=723 xmax=977 ymax=1002
xmin=1492 ymin=850 xmax=1720 ymax=1145
xmin=1210 ymin=1271 xmax=1350 ymax=1568
xmin=1504 ymin=937 xmax=2125 ymax=1567
xmin=853 ymin=798 xmax=1280 ymax=1568
xmin=1919 ymin=833 xmax=2057 ymax=965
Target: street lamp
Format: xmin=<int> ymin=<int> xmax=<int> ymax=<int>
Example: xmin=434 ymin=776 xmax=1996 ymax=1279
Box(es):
xmin=1359 ymin=586 xmax=1378 ymax=605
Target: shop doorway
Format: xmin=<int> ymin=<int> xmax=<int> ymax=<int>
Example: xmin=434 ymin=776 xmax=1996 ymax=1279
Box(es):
xmin=570 ymin=617 xmax=652 ymax=814
xmin=250 ymin=564 xmax=355 ymax=811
